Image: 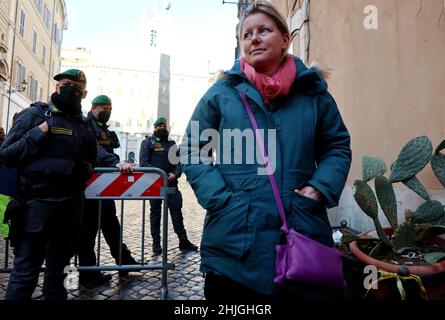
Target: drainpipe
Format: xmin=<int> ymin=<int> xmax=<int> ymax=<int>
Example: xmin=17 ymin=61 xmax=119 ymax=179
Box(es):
xmin=300 ymin=0 xmax=310 ymax=64
xmin=5 ymin=0 xmax=19 ymax=133
xmin=47 ymin=0 xmax=57 ymax=100
xmin=289 ymin=0 xmax=310 ymax=64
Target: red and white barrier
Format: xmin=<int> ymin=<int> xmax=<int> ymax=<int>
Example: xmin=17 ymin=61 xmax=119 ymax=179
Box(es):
xmin=85 ymin=172 xmax=164 ymax=198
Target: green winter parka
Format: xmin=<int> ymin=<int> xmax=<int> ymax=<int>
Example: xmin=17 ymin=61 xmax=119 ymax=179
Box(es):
xmin=181 ymin=56 xmax=352 ymax=295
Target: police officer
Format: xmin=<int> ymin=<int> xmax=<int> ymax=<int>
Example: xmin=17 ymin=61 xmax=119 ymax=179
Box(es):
xmin=78 ymin=95 xmax=138 ymax=286
xmin=139 ymin=117 xmax=197 ymax=255
xmin=1 ymin=69 xmax=97 ymax=300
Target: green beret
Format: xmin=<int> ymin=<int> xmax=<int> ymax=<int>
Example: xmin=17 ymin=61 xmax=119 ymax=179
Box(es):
xmin=92 ymin=95 xmax=112 ymax=105
xmin=53 ymin=69 xmax=87 ymax=84
xmin=153 ymin=117 xmax=167 ymax=126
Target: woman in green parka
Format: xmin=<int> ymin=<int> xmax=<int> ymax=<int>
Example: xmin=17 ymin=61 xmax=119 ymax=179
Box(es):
xmin=181 ymin=0 xmax=351 ymax=300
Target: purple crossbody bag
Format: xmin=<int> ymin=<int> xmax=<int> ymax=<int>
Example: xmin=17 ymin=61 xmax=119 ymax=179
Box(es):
xmin=240 ymin=92 xmax=347 ymax=296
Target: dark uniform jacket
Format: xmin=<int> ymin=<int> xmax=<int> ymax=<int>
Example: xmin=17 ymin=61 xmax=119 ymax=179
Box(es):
xmin=0 ymin=102 xmax=97 ymax=200
xmin=139 ymin=134 xmax=181 ymax=187
xmin=87 ymin=111 xmax=120 ymax=167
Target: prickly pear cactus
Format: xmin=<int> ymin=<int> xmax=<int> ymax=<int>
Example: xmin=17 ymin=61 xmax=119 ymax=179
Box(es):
xmin=362 ymin=156 xmax=387 ymax=182
xmin=353 ymin=180 xmax=378 ymax=219
xmin=412 ymin=200 xmax=445 ymax=224
xmin=354 ymin=137 xmax=445 ymax=257
xmin=402 ymin=176 xmax=430 ymax=201
xmin=374 ymin=175 xmax=398 ymax=229
xmin=389 ymin=136 xmax=433 ymax=182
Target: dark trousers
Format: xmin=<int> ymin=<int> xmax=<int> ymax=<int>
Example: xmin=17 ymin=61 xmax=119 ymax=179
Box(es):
xmin=149 ymin=190 xmax=187 ymax=244
xmin=204 ymin=273 xmax=273 ymax=302
xmin=204 ymin=273 xmax=344 ymax=301
xmin=6 ymin=198 xmax=82 ymax=300
xmin=78 ymin=199 xmax=133 ymax=277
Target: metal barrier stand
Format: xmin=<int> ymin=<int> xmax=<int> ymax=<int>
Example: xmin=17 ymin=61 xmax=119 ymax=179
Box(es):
xmin=78 ymin=167 xmax=175 ymax=300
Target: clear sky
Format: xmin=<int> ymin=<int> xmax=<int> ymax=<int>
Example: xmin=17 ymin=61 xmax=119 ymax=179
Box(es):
xmin=62 ymin=0 xmax=240 ymax=72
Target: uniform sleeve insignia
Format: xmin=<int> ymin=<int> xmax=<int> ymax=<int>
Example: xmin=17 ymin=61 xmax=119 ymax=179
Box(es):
xmin=51 ymin=127 xmax=73 ymax=136
xmin=99 ymin=139 xmax=111 ymax=145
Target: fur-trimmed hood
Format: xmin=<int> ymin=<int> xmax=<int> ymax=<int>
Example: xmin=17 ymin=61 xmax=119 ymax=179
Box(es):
xmin=223 ymin=55 xmax=329 ymax=95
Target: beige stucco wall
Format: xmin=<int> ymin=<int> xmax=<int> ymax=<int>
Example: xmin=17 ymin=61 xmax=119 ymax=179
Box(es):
xmin=271 ymin=0 xmax=445 ymax=230
xmin=0 ymin=0 xmax=12 ymax=127
xmin=1 ymin=0 xmax=66 ymax=130
xmin=307 ymin=0 xmax=445 ymax=190
xmin=273 ymin=0 xmax=445 ymax=189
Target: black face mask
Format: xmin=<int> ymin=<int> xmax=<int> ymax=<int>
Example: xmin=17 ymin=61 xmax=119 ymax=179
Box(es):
xmin=97 ymin=111 xmax=111 ymax=124
xmin=51 ymin=86 xmax=83 ymax=115
xmin=155 ymin=128 xmax=169 ymax=140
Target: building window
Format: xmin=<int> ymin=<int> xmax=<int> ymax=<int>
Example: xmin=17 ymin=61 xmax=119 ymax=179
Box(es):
xmin=128 ymin=152 xmax=135 ymax=163
xmin=150 ymin=30 xmax=157 ymax=48
xmin=42 ymin=43 xmax=46 ymax=65
xmin=53 ymin=24 xmax=61 ymax=46
xmin=16 ymin=62 xmax=26 ymax=91
xmin=32 ymin=29 xmax=38 ymax=54
xmin=29 ymin=76 xmax=38 ymax=102
xmin=43 ymin=4 xmax=51 ymax=30
xmin=19 ymin=9 xmax=26 ymax=37
xmin=34 ymin=0 xmax=43 ymax=14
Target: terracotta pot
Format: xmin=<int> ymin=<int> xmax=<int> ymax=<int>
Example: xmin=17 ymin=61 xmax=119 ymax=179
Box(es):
xmin=349 ymin=228 xmax=445 ymax=275
xmin=348 ymin=227 xmax=445 ymax=299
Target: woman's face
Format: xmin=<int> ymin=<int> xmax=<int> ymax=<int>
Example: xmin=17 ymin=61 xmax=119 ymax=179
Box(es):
xmin=241 ymin=12 xmax=289 ymax=75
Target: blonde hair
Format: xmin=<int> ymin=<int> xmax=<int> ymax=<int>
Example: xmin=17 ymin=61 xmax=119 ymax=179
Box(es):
xmin=238 ymin=0 xmax=290 ymax=43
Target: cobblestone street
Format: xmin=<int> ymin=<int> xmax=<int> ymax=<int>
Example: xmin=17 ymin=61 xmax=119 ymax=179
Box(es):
xmin=0 ymin=177 xmax=206 ymax=300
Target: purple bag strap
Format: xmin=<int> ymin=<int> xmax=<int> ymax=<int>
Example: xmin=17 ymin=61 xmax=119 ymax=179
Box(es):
xmin=239 ymin=93 xmax=288 ymax=230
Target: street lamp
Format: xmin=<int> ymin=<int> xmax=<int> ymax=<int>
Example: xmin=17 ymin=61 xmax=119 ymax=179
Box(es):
xmin=222 ymin=0 xmax=250 ymax=9
xmin=222 ymin=0 xmax=251 ymax=59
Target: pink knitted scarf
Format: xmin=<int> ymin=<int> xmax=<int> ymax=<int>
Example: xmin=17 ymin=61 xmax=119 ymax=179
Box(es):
xmin=241 ymin=55 xmax=297 ymax=105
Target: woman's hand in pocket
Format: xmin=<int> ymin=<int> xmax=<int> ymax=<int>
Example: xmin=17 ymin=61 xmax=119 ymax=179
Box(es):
xmin=294 ymin=186 xmax=322 ymax=202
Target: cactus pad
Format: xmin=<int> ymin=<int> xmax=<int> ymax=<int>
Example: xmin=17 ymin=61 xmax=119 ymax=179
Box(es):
xmin=353 ymin=180 xmax=378 ymax=220
xmin=375 ymin=175 xmax=398 ymax=228
xmin=389 ymin=136 xmax=433 ymax=182
xmin=412 ymin=200 xmax=445 ymax=224
xmin=431 ymin=153 xmax=445 ymax=189
xmin=362 ymin=156 xmax=387 ymax=182
xmin=402 ymin=176 xmax=430 ymax=200
xmin=435 ymin=139 xmax=445 ymax=154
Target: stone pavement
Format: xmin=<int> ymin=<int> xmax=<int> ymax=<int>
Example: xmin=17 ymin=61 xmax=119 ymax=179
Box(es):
xmin=0 ymin=177 xmax=206 ymax=300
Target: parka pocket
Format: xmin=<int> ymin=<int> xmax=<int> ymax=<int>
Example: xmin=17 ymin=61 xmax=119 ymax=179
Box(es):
xmin=201 ymin=190 xmax=251 ymax=259
xmin=288 ymin=191 xmax=334 ymax=247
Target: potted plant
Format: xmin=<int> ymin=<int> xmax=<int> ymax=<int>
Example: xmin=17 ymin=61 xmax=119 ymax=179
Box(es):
xmin=346 ymin=136 xmax=445 ymax=299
